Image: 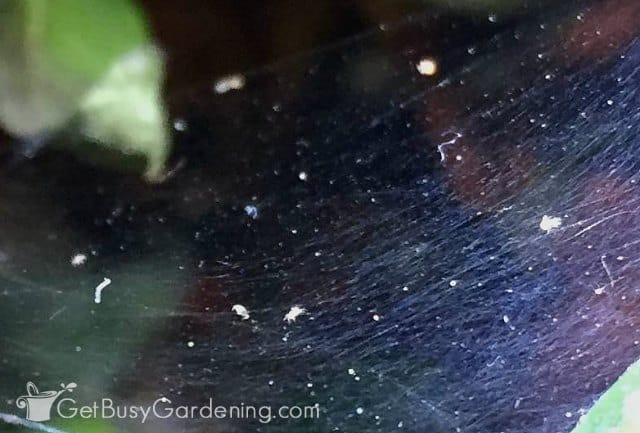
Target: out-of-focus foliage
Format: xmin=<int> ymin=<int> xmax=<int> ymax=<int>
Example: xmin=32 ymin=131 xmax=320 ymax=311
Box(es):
xmin=78 ymin=46 xmax=169 ymax=181
xmin=570 ymin=359 xmax=640 ymax=433
xmin=0 ymin=0 xmax=170 ymax=181
xmin=53 ymin=418 xmax=120 ymax=433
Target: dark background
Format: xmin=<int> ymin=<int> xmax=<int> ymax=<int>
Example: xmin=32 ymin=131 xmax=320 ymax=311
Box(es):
xmin=138 ymin=0 xmax=547 ymax=98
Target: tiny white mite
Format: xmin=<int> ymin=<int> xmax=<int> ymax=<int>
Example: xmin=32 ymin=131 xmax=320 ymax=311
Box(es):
xmin=70 ymin=253 xmax=87 ymax=267
xmin=284 ymin=306 xmax=307 ymax=323
xmin=214 ymin=74 xmax=245 ymax=94
xmin=232 ymin=304 xmax=250 ymax=320
xmin=539 ymin=215 xmax=562 ymax=232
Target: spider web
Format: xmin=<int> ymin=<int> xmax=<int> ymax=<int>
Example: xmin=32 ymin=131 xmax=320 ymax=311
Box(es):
xmin=2 ymin=2 xmax=640 ymax=433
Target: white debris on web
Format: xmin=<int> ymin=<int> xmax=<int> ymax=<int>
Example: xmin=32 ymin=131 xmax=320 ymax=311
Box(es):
xmin=70 ymin=253 xmax=87 ymax=267
xmin=214 ymin=74 xmax=246 ymax=94
xmin=283 ymin=305 xmax=307 ymax=323
xmin=601 ymin=255 xmax=615 ymax=289
xmin=232 ymin=304 xmax=250 ymax=320
xmin=437 ymin=131 xmax=462 ymax=164
xmin=173 ymin=118 xmax=187 ymax=131
xmin=298 ymin=171 xmax=308 ymax=181
xmin=503 ymin=314 xmax=516 ymax=331
xmin=244 ymin=205 xmax=259 ymax=219
xmin=93 ymin=278 xmax=112 ymax=304
xmin=416 ymin=57 xmax=438 ymax=76
xmin=539 ymin=215 xmax=562 ymax=232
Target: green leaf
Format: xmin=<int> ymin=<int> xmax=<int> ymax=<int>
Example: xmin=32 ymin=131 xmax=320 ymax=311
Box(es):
xmin=78 ymin=46 xmax=170 ymax=181
xmin=28 ymin=0 xmax=150 ymax=80
xmin=0 ymin=0 xmax=170 ymax=180
xmin=570 ymin=358 xmax=640 ymax=433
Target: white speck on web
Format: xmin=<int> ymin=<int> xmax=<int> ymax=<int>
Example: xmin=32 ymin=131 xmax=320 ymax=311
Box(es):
xmin=187 ymin=341 xmax=195 ymax=348
xmin=173 ymin=118 xmax=187 ymax=131
xmin=244 ymin=205 xmax=259 ymax=219
xmin=70 ymin=254 xmax=87 ymax=267
xmin=214 ymin=74 xmax=245 ymax=94
xmin=298 ymin=171 xmax=308 ymax=181
xmin=356 ymin=407 xmax=364 ymax=415
xmin=284 ymin=306 xmax=307 ymax=323
xmin=539 ymin=215 xmax=562 ymax=232
xmin=503 ymin=314 xmax=516 ymax=330
xmin=416 ymin=57 xmax=438 ymax=76
xmin=348 ymin=368 xmax=356 ymax=375
xmin=232 ymin=304 xmax=250 ymax=320
xmin=93 ymin=278 xmax=111 ymax=304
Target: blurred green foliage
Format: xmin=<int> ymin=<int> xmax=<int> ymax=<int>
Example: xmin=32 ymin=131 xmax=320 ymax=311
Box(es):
xmin=23 ymin=0 xmax=149 ymax=81
xmin=570 ymin=359 xmax=640 ymax=432
xmin=0 ymin=0 xmax=170 ymax=181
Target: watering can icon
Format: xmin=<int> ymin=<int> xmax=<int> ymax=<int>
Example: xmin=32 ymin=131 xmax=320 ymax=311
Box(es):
xmin=16 ymin=381 xmax=76 ymax=422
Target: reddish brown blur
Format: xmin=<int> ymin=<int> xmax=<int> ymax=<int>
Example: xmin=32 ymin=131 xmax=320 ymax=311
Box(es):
xmin=562 ymin=0 xmax=640 ymax=62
